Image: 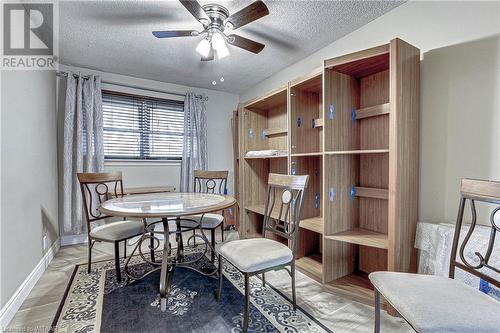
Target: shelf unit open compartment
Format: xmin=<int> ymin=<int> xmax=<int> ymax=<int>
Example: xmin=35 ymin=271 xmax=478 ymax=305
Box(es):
xmin=243 ymin=87 xmax=288 ymax=156
xmin=324 ymin=44 xmax=390 ymax=154
xmin=290 ymin=72 xmax=323 ymax=156
xmin=291 ymin=154 xmax=324 ymax=282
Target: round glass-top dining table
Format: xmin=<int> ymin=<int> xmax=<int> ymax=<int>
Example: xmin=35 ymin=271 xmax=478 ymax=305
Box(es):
xmin=99 ymin=192 xmax=236 ymax=311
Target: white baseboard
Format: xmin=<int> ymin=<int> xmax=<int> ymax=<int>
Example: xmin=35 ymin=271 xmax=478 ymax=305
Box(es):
xmin=61 ymin=233 xmax=87 ymax=246
xmin=0 ymin=239 xmax=60 ymax=329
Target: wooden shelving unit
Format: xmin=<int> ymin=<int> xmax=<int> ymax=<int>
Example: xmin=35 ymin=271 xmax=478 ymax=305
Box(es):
xmin=238 ymin=38 xmax=419 ymax=308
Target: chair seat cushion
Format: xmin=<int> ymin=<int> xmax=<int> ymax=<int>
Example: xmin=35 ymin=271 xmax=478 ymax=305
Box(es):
xmin=217 ymin=238 xmax=293 ymax=273
xmin=369 ymin=271 xmax=500 ymax=333
xmin=180 ymin=213 xmax=224 ymax=229
xmin=90 ymin=220 xmax=144 ymax=241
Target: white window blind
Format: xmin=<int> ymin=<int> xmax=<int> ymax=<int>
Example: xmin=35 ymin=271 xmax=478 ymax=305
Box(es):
xmin=102 ymin=90 xmax=184 ymax=160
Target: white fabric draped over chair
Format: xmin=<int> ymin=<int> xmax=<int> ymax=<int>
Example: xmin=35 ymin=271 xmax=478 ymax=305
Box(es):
xmin=180 ymin=92 xmax=208 ymax=192
xmin=62 ymin=73 xmax=104 ymax=234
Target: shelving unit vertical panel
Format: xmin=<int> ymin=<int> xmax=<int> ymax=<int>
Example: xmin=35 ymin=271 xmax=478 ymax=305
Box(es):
xmin=323 ymin=154 xmax=359 ymax=282
xmin=388 ymin=38 xmax=420 ymax=274
xmin=324 ymin=70 xmax=360 ymax=152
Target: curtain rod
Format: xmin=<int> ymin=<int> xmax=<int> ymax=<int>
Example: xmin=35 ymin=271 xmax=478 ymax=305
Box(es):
xmin=56 ymin=70 xmax=193 ymax=99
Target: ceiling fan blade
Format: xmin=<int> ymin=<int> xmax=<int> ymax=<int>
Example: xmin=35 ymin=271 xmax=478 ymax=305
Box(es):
xmin=227 ymin=34 xmax=265 ymax=54
xmin=225 ymin=0 xmax=269 ymax=30
xmin=179 ymin=0 xmax=210 ymax=25
xmin=152 ymin=30 xmax=198 ymax=38
xmin=201 ymin=47 xmax=215 ymax=61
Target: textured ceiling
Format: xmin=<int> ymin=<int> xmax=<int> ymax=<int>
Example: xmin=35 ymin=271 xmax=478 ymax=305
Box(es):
xmin=59 ymin=1 xmax=404 ymax=94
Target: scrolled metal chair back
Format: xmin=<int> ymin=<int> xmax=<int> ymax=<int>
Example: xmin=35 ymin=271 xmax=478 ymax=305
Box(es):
xmin=449 ymin=178 xmax=500 ymax=288
xmin=262 ymin=173 xmax=309 ymax=255
xmin=193 ymin=170 xmax=228 ymax=195
xmin=77 ymin=172 xmax=124 ymax=229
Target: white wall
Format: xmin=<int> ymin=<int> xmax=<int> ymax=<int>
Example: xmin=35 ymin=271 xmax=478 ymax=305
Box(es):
xmin=241 ymin=1 xmax=500 ymax=224
xmin=0 ymin=70 xmax=58 ymax=307
xmin=57 ymin=64 xmax=239 ymax=235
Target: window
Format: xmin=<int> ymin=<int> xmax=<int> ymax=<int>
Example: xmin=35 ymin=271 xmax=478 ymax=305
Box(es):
xmin=102 ymin=90 xmax=184 ymax=160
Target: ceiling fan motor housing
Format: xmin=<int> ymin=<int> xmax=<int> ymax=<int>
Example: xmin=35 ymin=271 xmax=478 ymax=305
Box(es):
xmin=201 ymin=4 xmax=231 ymax=32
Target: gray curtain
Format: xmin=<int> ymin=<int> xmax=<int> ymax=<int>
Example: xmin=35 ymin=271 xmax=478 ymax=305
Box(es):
xmin=62 ymin=74 xmax=104 ymax=234
xmin=180 ymin=92 xmax=208 ymax=192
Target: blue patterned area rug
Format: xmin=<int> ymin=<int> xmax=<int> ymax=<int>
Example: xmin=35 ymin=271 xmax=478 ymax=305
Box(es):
xmin=51 ymin=251 xmax=332 ymax=333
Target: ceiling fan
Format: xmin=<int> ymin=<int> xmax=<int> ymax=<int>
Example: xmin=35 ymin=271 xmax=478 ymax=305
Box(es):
xmin=152 ymin=0 xmax=269 ymax=61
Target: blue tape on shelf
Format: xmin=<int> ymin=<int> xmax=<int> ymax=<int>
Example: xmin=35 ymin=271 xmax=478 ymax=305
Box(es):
xmin=297 ymin=117 xmax=302 ymax=128
xmin=329 ymin=103 xmax=334 ymax=120
xmin=329 ymin=187 xmax=335 ymax=202
xmin=249 ymin=128 xmax=254 ymax=140
xmin=479 ymin=279 xmax=489 ymax=294
xmin=314 ymin=192 xmax=319 ymax=208
xmin=351 ymin=107 xmax=357 ymax=122
xmin=350 ymin=186 xmax=356 ymax=199
xmin=262 ymin=129 xmax=267 ymax=140
xmin=312 ymin=118 xmax=316 ymax=128
xmin=291 ymin=167 xmax=296 ymax=175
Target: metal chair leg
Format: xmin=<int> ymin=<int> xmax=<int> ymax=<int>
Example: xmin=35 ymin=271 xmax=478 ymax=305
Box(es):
xmin=87 ymin=240 xmax=93 ymax=273
xmin=123 ymin=240 xmax=127 ymax=258
xmin=114 ymin=242 xmax=122 ymax=283
xmin=150 ymin=232 xmax=155 ymax=262
xmin=217 ymin=254 xmax=223 ymax=301
xmin=262 ymin=273 xmax=266 ymax=287
xmin=374 ymin=289 xmax=381 ymax=333
xmin=291 ymin=260 xmax=296 ymax=311
xmin=211 ymin=228 xmax=216 ymax=262
xmin=243 ymin=273 xmax=250 ymax=332
xmin=221 ymin=222 xmax=224 ymax=242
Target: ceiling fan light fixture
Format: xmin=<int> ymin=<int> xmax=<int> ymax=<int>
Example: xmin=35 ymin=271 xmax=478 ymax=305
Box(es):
xmin=216 ymin=44 xmax=230 ymax=59
xmin=211 ymin=32 xmax=229 ymax=59
xmin=195 ymin=38 xmax=211 ymax=57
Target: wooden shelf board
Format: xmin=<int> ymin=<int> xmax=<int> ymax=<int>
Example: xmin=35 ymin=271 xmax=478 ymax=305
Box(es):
xmin=244 ymin=155 xmax=288 ymax=160
xmin=245 ymin=88 xmax=287 ymax=110
xmin=291 ymin=152 xmax=323 ymax=157
xmin=324 ymin=149 xmax=389 ymax=155
xmin=325 ymin=228 xmax=388 ymax=249
xmin=355 ymin=186 xmax=388 ymax=200
xmin=299 ymin=216 xmax=323 ymax=234
xmin=356 ymin=103 xmax=390 ymax=120
xmin=324 ymin=273 xmax=376 ymax=307
xmin=296 ymin=255 xmax=323 ymax=282
xmin=264 ymin=127 xmax=288 ymax=136
xmin=245 ymin=204 xmax=286 ymax=222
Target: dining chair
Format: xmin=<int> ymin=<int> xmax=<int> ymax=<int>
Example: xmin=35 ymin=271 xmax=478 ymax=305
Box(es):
xmin=216 ymin=173 xmax=309 ymax=332
xmin=77 ymin=172 xmax=144 ymax=282
xmin=181 ymin=170 xmax=229 ymax=262
xmin=369 ymin=178 xmax=500 ymax=333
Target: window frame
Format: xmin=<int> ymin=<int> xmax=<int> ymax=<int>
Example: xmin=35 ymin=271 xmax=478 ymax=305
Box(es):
xmin=101 ymin=89 xmax=185 ymax=162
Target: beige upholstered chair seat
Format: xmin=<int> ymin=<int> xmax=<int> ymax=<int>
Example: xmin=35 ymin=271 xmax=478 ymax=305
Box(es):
xmin=181 ymin=213 xmax=224 ymax=229
xmin=90 ymin=220 xmax=144 ymax=241
xmin=369 ymin=271 xmax=500 ymax=333
xmin=218 ymin=238 xmax=293 ymax=273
